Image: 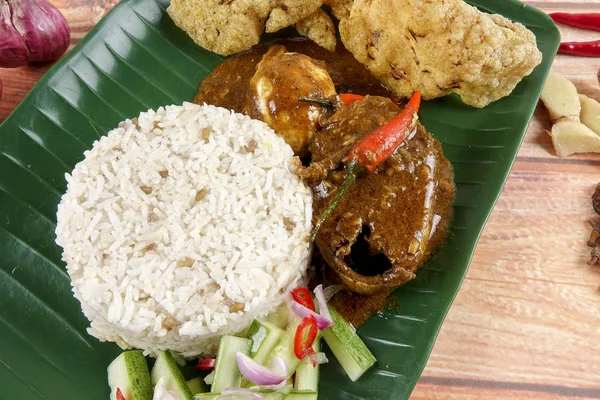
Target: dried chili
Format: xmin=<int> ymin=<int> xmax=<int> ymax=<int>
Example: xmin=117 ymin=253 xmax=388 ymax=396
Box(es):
xmin=550 ymin=13 xmax=600 ymax=32
xmin=558 ymin=40 xmax=600 ymax=57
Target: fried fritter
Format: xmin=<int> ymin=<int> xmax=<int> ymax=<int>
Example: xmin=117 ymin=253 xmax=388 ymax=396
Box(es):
xmin=265 ymin=0 xmax=324 ymax=33
xmin=325 ymin=0 xmax=353 ymax=20
xmin=167 ymin=0 xmax=271 ymax=56
xmin=339 ymin=0 xmax=543 ymax=108
xmin=167 ymin=0 xmax=324 ymax=56
xmin=296 ymin=9 xmax=337 ymax=52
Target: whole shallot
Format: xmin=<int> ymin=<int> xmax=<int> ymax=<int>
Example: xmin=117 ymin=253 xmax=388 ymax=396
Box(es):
xmin=0 ymin=0 xmax=70 ymax=68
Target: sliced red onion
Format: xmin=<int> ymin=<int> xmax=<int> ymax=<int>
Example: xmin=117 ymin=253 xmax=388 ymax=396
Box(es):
xmin=236 ymin=352 xmax=286 ymax=386
xmin=152 ymin=378 xmax=179 ymax=400
xmin=313 ymin=284 xmax=333 ymax=325
xmin=269 ymin=356 xmax=289 ymax=378
xmin=322 ymin=284 xmax=344 ymax=302
xmin=290 ymin=301 xmax=332 ymax=330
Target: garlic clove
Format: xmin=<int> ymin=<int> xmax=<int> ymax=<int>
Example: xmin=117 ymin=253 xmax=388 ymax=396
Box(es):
xmin=0 ymin=0 xmax=28 ymax=68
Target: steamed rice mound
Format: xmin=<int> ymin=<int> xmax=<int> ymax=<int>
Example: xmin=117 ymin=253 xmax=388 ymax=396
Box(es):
xmin=55 ymin=103 xmax=313 ymax=357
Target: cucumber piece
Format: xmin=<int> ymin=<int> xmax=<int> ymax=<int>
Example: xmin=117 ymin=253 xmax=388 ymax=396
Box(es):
xmin=263 ymin=318 xmax=303 ymax=380
xmin=240 ymin=319 xmax=286 ymax=387
xmin=264 ymin=303 xmax=290 ymax=329
xmin=107 ymin=350 xmax=153 ymax=400
xmin=246 ymin=319 xmax=284 ymax=363
xmin=322 ymin=306 xmax=376 ymax=381
xmin=194 ymin=391 xmax=315 ymax=400
xmin=211 ymin=335 xmax=253 ymax=393
xmin=286 ymin=392 xmax=318 ymax=400
xmin=151 ymin=350 xmax=194 ymax=400
xmin=186 ymin=377 xmax=206 ymax=395
xmin=294 ymin=339 xmax=320 ymax=392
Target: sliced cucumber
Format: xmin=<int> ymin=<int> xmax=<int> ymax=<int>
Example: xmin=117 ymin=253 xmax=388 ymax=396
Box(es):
xmin=264 ymin=303 xmax=290 ymax=329
xmin=286 ymin=392 xmax=318 ymax=400
xmin=151 ymin=350 xmax=194 ymax=400
xmin=194 ymin=391 xmax=315 ymax=400
xmin=246 ymin=319 xmax=284 ymax=363
xmin=294 ymin=339 xmax=320 ymax=392
xmin=186 ymin=377 xmax=206 ymax=395
xmin=107 ymin=350 xmax=153 ymax=400
xmin=240 ymin=319 xmax=286 ymax=387
xmin=211 ymin=335 xmax=252 ymax=393
xmin=322 ymin=306 xmax=376 ymax=381
xmin=262 ymin=318 xmax=303 ymax=381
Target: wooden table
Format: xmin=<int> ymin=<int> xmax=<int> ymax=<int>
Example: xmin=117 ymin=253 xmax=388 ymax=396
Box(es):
xmin=1 ymin=1 xmax=599 ymax=399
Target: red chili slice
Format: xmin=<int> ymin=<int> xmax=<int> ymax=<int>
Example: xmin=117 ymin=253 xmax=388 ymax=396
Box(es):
xmin=291 ymin=287 xmax=315 ymax=312
xmin=195 ymin=358 xmax=216 ymax=371
xmin=339 ymin=93 xmax=365 ymax=105
xmin=294 ymin=314 xmax=318 ymax=360
xmin=116 ymin=388 xmax=126 ymax=400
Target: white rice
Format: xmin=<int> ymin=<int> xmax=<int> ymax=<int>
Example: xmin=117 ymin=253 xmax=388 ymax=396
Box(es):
xmin=55 ymin=103 xmax=313 ymax=357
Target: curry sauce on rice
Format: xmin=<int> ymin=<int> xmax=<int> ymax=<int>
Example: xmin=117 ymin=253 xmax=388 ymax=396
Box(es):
xmin=55 ymin=103 xmax=313 ymax=357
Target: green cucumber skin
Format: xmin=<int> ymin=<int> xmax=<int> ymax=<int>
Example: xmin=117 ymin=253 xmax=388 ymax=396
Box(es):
xmin=151 ymin=351 xmax=194 ymax=400
xmin=328 ymin=306 xmax=376 ymax=368
xmin=211 ymin=335 xmax=252 ymax=393
xmin=323 ymin=306 xmax=376 ymax=381
xmin=294 ymin=339 xmax=320 ymax=392
xmin=194 ymin=391 xmax=316 ymax=400
xmin=108 ymin=350 xmax=153 ymax=400
xmin=186 ymin=377 xmax=206 ymax=395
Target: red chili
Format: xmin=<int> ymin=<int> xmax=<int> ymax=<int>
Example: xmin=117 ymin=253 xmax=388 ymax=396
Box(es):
xmin=116 ymin=388 xmax=126 ymax=400
xmin=291 ymin=287 xmax=315 ymax=311
xmin=339 ymin=93 xmax=365 ymax=105
xmin=349 ymin=90 xmax=421 ymax=172
xmin=558 ymin=40 xmax=600 ymax=57
xmin=550 ymin=13 xmax=600 ymax=32
xmin=310 ymin=91 xmax=421 ymax=240
xmin=294 ymin=315 xmax=318 ymax=360
xmin=195 ymin=358 xmax=216 ymax=371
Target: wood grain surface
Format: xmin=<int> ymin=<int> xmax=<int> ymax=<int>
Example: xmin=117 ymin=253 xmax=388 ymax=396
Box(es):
xmin=1 ymin=1 xmax=599 ymax=399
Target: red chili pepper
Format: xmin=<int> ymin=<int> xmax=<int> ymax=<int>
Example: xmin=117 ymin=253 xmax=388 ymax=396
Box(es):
xmin=291 ymin=287 xmax=315 ymax=311
xmin=294 ymin=315 xmax=318 ymax=360
xmin=349 ymin=91 xmax=420 ymax=172
xmin=550 ymin=13 xmax=600 ymax=32
xmin=310 ymin=91 xmax=421 ymax=240
xmin=558 ymin=40 xmax=600 ymax=57
xmin=195 ymin=358 xmax=216 ymax=371
xmin=339 ymin=93 xmax=365 ymax=105
xmin=116 ymin=388 xmax=126 ymax=400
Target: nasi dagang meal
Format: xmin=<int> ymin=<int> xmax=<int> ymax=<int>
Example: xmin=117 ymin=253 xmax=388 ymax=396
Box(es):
xmin=54 ymin=1 xmax=543 ymax=399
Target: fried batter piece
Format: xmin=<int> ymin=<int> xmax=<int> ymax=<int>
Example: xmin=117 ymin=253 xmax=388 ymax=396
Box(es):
xmin=296 ymin=9 xmax=337 ymax=52
xmin=339 ymin=0 xmax=543 ymax=108
xmin=266 ymin=0 xmax=324 ymax=33
xmin=167 ymin=0 xmax=324 ymax=56
xmin=325 ymin=0 xmax=353 ymax=20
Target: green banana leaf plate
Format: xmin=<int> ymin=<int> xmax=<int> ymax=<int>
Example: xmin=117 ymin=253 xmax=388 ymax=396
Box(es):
xmin=0 ymin=0 xmax=558 ymax=399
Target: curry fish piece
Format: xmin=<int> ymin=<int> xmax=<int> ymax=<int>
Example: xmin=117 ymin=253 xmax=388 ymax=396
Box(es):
xmin=309 ymin=96 xmax=455 ymax=295
xmin=339 ymin=0 xmax=542 ymax=108
xmin=245 ymin=46 xmax=336 ymax=156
